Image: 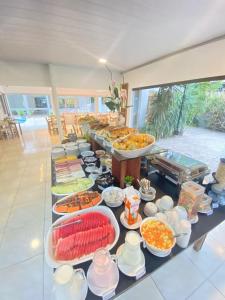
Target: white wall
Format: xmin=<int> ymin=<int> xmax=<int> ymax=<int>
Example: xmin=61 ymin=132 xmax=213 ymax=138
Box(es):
xmin=0 ymin=61 xmax=122 ymax=92
xmin=124 ymin=38 xmax=225 ymax=101
xmin=0 ymin=61 xmax=50 ymax=86
xmin=49 ymin=64 xmax=122 ymax=90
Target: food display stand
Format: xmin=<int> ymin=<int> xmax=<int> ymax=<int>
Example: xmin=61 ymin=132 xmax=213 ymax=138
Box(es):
xmin=90 ymin=137 xmax=142 ymax=188
xmin=51 ymin=160 xmax=225 ymax=300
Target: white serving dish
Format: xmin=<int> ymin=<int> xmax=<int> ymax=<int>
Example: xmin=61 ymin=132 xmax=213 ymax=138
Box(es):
xmin=101 ymin=186 xmax=125 ymax=207
xmin=52 ymin=192 xmax=103 ymax=216
xmin=81 ymin=151 xmax=94 ymax=157
xmin=51 ymin=177 xmax=95 ymax=197
xmin=45 ymin=206 xmax=120 ymax=268
xmin=140 ymin=217 xmax=176 ymax=257
xmin=112 ymin=134 xmax=155 ymax=159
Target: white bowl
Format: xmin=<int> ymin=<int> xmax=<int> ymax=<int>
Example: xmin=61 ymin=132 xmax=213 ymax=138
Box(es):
xmin=102 ymin=186 xmax=125 ymax=207
xmin=113 ymin=134 xmax=155 ymax=158
xmin=140 ymin=217 xmax=176 ymax=257
xmin=81 ymin=151 xmax=94 ymax=157
xmin=156 ymin=196 xmax=174 ymax=212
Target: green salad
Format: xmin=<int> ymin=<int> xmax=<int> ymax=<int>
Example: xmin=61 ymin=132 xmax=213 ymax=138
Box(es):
xmin=51 ymin=178 xmax=93 ymax=195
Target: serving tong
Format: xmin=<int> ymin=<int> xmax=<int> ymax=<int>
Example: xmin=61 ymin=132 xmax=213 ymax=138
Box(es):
xmin=53 ymin=219 xmax=82 ymax=230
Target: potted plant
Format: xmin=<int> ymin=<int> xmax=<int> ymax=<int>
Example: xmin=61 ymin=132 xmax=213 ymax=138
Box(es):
xmin=124 ymin=175 xmax=134 ymax=187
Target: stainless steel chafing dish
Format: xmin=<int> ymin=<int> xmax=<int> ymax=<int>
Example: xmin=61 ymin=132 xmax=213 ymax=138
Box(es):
xmin=146 ymin=150 xmax=210 ymax=185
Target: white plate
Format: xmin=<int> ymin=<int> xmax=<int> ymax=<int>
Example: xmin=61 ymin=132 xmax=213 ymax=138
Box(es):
xmin=45 ymin=206 xmax=120 ymax=268
xmin=116 ymin=244 xmax=145 ymax=277
xmin=51 ymin=177 xmax=95 ymax=197
xmin=120 ymin=212 xmax=142 ymax=229
xmin=52 ymin=192 xmax=103 ymax=216
xmin=102 ymin=187 xmax=124 ymax=208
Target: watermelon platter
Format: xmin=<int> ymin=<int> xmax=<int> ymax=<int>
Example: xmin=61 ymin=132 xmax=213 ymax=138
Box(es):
xmin=45 ymin=206 xmax=120 ymax=268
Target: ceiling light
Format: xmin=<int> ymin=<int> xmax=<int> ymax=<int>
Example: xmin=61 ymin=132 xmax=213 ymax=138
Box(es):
xmin=99 ymin=58 xmax=107 ymax=64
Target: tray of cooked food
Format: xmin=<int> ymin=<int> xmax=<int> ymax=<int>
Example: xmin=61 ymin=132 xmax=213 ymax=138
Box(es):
xmin=45 ymin=206 xmax=120 ymax=267
xmin=53 ymin=191 xmax=102 ymax=215
xmin=113 ymin=133 xmax=155 ymax=158
xmin=51 ymin=177 xmax=95 ymax=197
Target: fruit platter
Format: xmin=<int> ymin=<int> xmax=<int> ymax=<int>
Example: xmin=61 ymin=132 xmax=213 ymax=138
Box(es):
xmin=140 ymin=217 xmax=176 ymax=257
xmin=113 ymin=133 xmax=155 ymax=158
xmin=51 ymin=177 xmax=95 ymax=196
xmin=45 ymin=206 xmax=120 ymax=267
xmin=53 ymin=191 xmax=102 ymax=215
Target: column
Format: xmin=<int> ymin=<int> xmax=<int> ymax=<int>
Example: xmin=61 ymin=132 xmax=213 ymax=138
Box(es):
xmin=49 ymin=88 xmax=63 ymax=141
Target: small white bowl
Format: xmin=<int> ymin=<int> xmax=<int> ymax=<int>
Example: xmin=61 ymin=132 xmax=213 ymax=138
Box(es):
xmin=81 ymin=151 xmax=94 ymax=157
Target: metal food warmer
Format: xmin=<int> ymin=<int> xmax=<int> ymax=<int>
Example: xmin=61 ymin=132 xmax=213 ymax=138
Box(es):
xmin=146 ymin=149 xmax=210 ymax=185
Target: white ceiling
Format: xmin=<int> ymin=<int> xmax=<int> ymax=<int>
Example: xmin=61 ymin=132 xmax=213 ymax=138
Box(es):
xmin=0 ymin=0 xmax=225 ymax=71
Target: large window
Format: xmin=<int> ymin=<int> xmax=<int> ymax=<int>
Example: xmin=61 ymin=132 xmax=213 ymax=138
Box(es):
xmin=58 ymin=96 xmax=95 ymax=113
xmin=98 ymin=97 xmax=110 ymax=113
xmin=132 ymin=78 xmax=225 ymax=138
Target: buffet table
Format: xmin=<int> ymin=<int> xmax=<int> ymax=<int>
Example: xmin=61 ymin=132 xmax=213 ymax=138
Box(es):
xmin=51 ymin=165 xmax=225 ymax=300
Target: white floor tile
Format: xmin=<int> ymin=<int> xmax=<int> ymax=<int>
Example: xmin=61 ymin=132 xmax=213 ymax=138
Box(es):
xmin=43 ymin=260 xmax=53 ymax=300
xmin=7 ymin=201 xmax=44 ymax=230
xmin=188 ymin=281 xmax=225 ymax=300
xmin=210 ymin=263 xmax=225 ymax=297
xmin=0 ymin=224 xmax=43 ymax=269
xmin=184 ymin=237 xmax=225 ymax=278
xmin=152 ymin=253 xmax=205 ymax=300
xmin=14 ymin=183 xmax=45 ymax=206
xmin=115 ymin=275 xmax=164 ymax=300
xmin=0 ymin=207 xmax=11 ymax=230
xmin=0 ymin=255 xmax=43 ymax=300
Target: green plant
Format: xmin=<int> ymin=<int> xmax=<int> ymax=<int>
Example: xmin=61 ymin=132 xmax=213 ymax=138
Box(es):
xmin=104 ymin=81 xmax=121 ymax=112
xmin=124 ymin=175 xmax=134 ymax=185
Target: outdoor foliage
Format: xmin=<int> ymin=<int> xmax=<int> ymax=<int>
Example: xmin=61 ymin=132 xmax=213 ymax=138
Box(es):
xmin=144 ymin=80 xmax=225 ymax=139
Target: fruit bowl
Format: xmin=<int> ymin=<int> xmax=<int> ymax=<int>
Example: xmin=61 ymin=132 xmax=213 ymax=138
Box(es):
xmin=112 ymin=134 xmax=155 ymax=158
xmin=140 ymin=217 xmax=176 ymax=257
xmin=45 ymin=206 xmax=120 ymax=268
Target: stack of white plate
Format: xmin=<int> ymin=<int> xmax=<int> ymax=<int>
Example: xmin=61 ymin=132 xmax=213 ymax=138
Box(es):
xmin=79 ymin=142 xmax=91 ymax=153
xmin=51 ymin=147 xmax=65 ymax=160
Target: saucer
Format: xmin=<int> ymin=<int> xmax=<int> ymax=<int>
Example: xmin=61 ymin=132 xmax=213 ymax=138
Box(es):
xmin=116 ymin=244 xmax=145 ymax=277
xmin=120 ymin=212 xmax=142 ymax=229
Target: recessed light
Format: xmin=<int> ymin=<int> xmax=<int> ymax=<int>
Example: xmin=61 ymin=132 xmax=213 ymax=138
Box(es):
xmin=99 ymin=58 xmax=107 ymax=64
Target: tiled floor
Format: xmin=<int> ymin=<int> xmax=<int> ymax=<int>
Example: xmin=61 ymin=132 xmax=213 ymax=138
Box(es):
xmin=0 ymin=121 xmax=225 ymax=300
